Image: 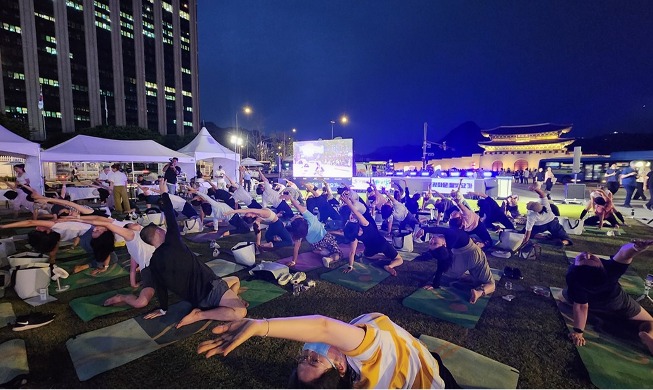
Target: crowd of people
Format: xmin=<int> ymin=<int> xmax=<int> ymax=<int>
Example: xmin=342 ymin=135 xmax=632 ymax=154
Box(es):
xmin=1 ymin=158 xmax=652 ymax=388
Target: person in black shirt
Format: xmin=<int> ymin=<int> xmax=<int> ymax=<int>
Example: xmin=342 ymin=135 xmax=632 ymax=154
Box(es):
xmin=646 ymin=166 xmax=653 ymax=211
xmin=139 ymin=192 xmax=247 ymax=328
xmin=469 ymin=192 xmax=515 ymax=230
xmin=342 ymin=195 xmax=403 ymax=276
xmin=564 ymin=240 xmax=653 ymax=355
xmin=163 ymin=157 xmax=181 ymax=194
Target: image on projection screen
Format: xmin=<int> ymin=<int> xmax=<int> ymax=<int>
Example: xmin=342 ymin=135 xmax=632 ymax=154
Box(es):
xmin=293 ymin=139 xmax=353 ymax=178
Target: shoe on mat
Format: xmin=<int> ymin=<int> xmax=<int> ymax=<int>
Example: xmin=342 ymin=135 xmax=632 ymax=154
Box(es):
xmin=11 ymin=312 xmax=55 ymax=332
xmin=212 ymin=248 xmax=220 ymax=258
xmin=503 ymin=266 xmax=514 ymax=279
xmin=322 ymin=256 xmax=332 ymax=268
xmin=278 ymin=273 xmax=292 ymax=286
xmin=290 ymin=272 xmax=307 ymax=285
xmin=209 ymin=241 xmax=220 ymax=249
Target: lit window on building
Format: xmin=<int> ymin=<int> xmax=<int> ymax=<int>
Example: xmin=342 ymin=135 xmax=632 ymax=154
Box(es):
xmin=93 ymin=1 xmax=110 ymax=12
xmin=39 ymin=77 xmax=60 ymax=87
xmin=95 ymin=21 xmax=111 ymax=31
xmin=66 ymin=1 xmax=83 ymax=11
xmin=35 ymin=12 xmax=55 ymax=22
xmin=2 ymin=23 xmax=22 ymax=34
xmin=180 ymin=10 xmax=190 ymax=20
xmin=162 ymin=2 xmax=173 ymax=13
xmin=46 ymin=47 xmax=57 ymax=55
xmin=181 ymin=67 xmax=191 ymax=74
xmin=182 ymin=90 xmax=192 ymax=97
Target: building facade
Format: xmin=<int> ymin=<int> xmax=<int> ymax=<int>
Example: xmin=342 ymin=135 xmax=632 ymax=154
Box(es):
xmin=0 ymin=0 xmax=200 ymax=140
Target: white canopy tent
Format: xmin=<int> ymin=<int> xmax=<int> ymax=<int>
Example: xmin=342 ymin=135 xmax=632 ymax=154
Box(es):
xmin=177 ymin=127 xmax=240 ymax=180
xmin=240 ymin=157 xmax=263 ymax=167
xmin=0 ymin=125 xmax=44 ymax=195
xmin=41 ymin=135 xmax=195 ymax=181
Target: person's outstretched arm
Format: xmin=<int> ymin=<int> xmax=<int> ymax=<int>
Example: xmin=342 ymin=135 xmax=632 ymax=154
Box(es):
xmin=340 ymin=192 xmax=370 ymax=227
xmin=197 ymin=314 xmax=366 ymax=358
xmin=158 ymin=180 xmax=182 ymax=243
xmin=0 ymin=220 xmax=55 ymax=229
xmin=32 ymin=192 xmax=96 ymax=215
xmin=281 ymin=194 xmax=306 ymax=214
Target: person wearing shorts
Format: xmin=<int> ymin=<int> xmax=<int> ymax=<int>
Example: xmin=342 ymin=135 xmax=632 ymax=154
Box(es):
xmin=564 ymin=240 xmax=653 ymax=355
xmin=342 ymin=193 xmax=403 ymax=277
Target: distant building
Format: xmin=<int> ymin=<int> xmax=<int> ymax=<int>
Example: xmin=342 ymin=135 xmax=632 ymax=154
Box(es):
xmin=478 ymin=123 xmax=574 ymax=171
xmin=0 ymin=0 xmax=200 ymax=140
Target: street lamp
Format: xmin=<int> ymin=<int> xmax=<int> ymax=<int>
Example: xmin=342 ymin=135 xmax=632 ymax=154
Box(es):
xmin=230 ymin=135 xmax=243 ymax=177
xmin=330 ymin=115 xmax=348 ymax=139
xmin=235 ymin=105 xmax=252 ymax=155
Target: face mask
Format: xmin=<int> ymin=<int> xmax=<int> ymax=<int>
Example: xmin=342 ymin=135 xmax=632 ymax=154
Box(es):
xmin=302 ymin=342 xmax=336 ymax=369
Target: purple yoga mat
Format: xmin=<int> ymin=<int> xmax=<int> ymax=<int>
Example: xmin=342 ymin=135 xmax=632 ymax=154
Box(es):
xmin=277 ymin=252 xmax=323 ymax=272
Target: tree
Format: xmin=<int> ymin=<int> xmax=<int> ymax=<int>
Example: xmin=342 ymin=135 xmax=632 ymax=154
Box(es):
xmin=0 ymin=112 xmax=30 ymax=139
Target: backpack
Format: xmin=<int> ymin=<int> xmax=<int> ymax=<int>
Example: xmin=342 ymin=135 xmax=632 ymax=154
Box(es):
xmin=518 ymin=242 xmax=541 ymax=260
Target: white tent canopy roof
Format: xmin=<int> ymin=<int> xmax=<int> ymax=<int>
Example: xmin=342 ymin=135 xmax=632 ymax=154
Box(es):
xmin=177 ymin=127 xmax=238 ymax=161
xmin=0 ymin=125 xmax=41 ymax=158
xmin=240 ymin=157 xmax=263 ymax=166
xmin=41 ymin=135 xmax=194 ymax=163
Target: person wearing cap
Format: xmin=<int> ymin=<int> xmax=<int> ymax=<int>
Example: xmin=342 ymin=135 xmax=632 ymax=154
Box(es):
xmin=517 ymin=185 xmax=571 ymax=252
xmin=564 ymin=240 xmax=653 ymax=355
xmin=197 ymin=312 xmax=455 ymax=388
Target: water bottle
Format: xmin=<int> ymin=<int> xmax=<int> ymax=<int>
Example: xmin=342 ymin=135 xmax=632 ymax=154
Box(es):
xmin=505 ymin=281 xmax=513 ymax=291
xmin=631 ymin=208 xmax=635 ymax=219
xmin=292 ymin=284 xmax=301 ymax=296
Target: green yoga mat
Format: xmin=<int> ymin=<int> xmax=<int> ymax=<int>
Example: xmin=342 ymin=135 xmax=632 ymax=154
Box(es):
xmin=205 ymin=259 xmax=246 ymax=277
xmin=419 ymin=335 xmax=520 ymax=389
xmin=69 ymin=287 xmax=139 ymax=322
xmin=0 ymin=303 xmax=16 ymax=328
xmin=239 ymin=280 xmax=287 ymax=309
xmin=565 ymin=251 xmax=645 ymax=295
xmin=49 ymin=262 xmax=128 ymax=295
xmin=550 ymin=287 xmax=653 ymax=388
xmin=403 ymin=269 xmax=501 ymax=329
xmin=0 ymin=339 xmax=29 ymax=386
xmin=56 ymin=246 xmax=88 ymax=261
xmin=67 ymin=301 xmax=213 ymax=381
xmin=320 ymin=259 xmax=391 ymax=292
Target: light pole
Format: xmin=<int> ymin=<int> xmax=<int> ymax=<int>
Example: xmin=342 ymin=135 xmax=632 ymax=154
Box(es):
xmin=230 ymin=135 xmax=243 ymax=177
xmin=235 ymin=106 xmax=252 ymax=155
xmin=330 ymin=115 xmax=348 ymax=139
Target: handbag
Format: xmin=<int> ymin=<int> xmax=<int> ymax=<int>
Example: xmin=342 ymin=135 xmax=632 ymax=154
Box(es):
xmin=559 ymin=217 xmax=584 ymax=235
xmin=12 ymin=262 xmax=51 ymax=299
xmin=231 ymin=242 xmax=256 ymax=266
xmin=392 ymin=232 xmax=414 ymax=253
xmin=183 ymin=217 xmax=203 ymax=234
xmin=249 ymin=261 xmax=289 ymax=282
xmin=137 ymin=207 xmax=165 ymax=227
xmin=518 ymin=242 xmax=542 ymax=260
xmin=496 ymin=230 xmax=525 ymax=252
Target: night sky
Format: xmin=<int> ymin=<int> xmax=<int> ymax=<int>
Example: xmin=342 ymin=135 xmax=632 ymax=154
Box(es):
xmin=197 ymin=0 xmax=653 ymax=155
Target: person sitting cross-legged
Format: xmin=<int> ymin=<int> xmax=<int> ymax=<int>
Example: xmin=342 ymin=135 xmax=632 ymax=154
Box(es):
xmin=342 ymin=191 xmax=403 ymax=276
xmin=139 ymin=192 xmax=247 ymax=328
xmin=564 ymin=239 xmax=653 ymax=355
xmin=196 ymin=312 xmax=457 ymax=388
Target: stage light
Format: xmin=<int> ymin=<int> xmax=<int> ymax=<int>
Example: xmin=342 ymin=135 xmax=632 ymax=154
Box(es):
xmin=466 ymin=171 xmax=475 ymax=177
xmin=409 ymin=171 xmax=417 ymax=176
xmin=449 ymin=171 xmax=460 ymax=177
xmin=483 ymin=171 xmax=493 ymax=177
xmin=420 ymin=171 xmax=431 ymax=177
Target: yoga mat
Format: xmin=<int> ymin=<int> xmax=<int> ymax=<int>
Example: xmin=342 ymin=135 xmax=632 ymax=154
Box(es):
xmin=67 ymin=301 xmax=213 ymax=381
xmin=49 ymin=262 xmax=128 ymax=295
xmin=338 ymin=242 xmax=365 ymax=257
xmin=239 ymin=280 xmax=287 ymax=309
xmin=0 ymin=303 xmax=16 ymax=328
xmin=69 ymin=287 xmax=138 ymax=322
xmin=56 ymin=246 xmax=88 ymax=261
xmin=277 ymin=252 xmax=323 ymax=272
xmin=320 ymin=259 xmax=391 ymax=292
xmin=565 ymin=251 xmax=645 ymax=295
xmin=582 ymin=226 xmax=625 ymax=235
xmin=550 ymin=287 xmax=653 ymax=389
xmin=205 ymin=259 xmax=245 ymax=277
xmin=402 ymin=269 xmax=501 ymax=329
xmin=24 ymin=295 xmax=58 ymax=307
xmin=183 ymin=230 xmax=225 ymax=243
xmin=419 ymin=335 xmax=520 ymax=389
xmin=0 ymin=339 xmax=29 ymax=386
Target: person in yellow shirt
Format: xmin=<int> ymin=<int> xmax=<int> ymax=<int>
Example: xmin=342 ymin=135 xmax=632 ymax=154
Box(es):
xmin=197 ymin=312 xmax=457 ymax=388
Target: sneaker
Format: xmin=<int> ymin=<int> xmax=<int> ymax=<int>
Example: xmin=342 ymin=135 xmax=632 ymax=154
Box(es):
xmin=209 ymin=241 xmax=220 ymax=249
xmin=212 ymin=248 xmax=220 ymax=257
xmin=278 ymin=273 xmax=292 ymax=286
xmin=290 ymin=272 xmax=307 ymax=285
xmin=322 ymin=256 xmax=332 ymax=268
xmin=11 ymin=313 xmax=55 ymax=331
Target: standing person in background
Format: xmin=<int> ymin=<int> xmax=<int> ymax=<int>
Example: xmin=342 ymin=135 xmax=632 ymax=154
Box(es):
xmin=71 ymin=166 xmax=80 ymax=182
xmin=645 ymin=163 xmax=653 ymax=211
xmin=162 ymin=157 xmax=181 ymax=194
xmin=604 ymin=164 xmax=621 ymax=195
xmin=108 ymin=164 xmax=134 ymax=217
xmin=6 ymin=164 xmax=33 ymax=218
xmin=544 ymin=167 xmax=556 ymax=198
xmin=196 ymin=166 xmax=203 ymax=180
xmin=214 ymin=165 xmax=227 ymax=190
xmin=536 ymin=167 xmax=545 ymax=188
xmin=620 ymin=161 xmax=638 ymax=208
xmin=633 ymin=165 xmax=649 ymax=202
xmin=526 ymin=168 xmax=532 ymax=184
xmin=242 ymin=166 xmax=252 ymax=192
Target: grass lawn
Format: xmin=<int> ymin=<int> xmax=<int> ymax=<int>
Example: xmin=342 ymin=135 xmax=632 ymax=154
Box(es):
xmin=1 ymin=217 xmax=651 ymax=388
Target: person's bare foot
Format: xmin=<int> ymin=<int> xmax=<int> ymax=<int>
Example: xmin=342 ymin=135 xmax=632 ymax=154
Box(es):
xmin=104 ymin=294 xmax=125 ymax=306
xmin=469 ymin=288 xmax=484 ymax=304
xmin=177 ymin=308 xmax=203 ymax=329
xmin=422 ymin=284 xmax=434 ymax=290
xmin=384 ymin=265 xmax=397 ymax=277
xmin=91 ymin=267 xmax=108 ymax=276
xmin=639 ymin=331 xmax=653 ymax=355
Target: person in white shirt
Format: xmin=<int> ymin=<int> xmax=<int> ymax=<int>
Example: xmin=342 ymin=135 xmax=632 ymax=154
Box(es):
xmin=225 ymin=173 xmax=262 ymax=209
xmin=108 ymin=164 xmax=133 ymax=215
xmin=517 ymin=185 xmax=572 ymax=251
xmin=215 ymin=165 xmax=227 ymax=190
xmin=6 ymin=164 xmax=33 ymax=218
xmin=255 ymin=171 xmax=294 ymax=219
xmin=186 ymin=185 xmax=250 ymax=235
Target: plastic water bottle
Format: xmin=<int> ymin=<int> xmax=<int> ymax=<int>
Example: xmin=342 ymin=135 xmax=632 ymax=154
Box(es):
xmin=505 ymin=281 xmax=513 ymax=290
xmin=292 ymin=284 xmax=301 ymax=296
xmin=631 ymin=208 xmax=635 ymax=219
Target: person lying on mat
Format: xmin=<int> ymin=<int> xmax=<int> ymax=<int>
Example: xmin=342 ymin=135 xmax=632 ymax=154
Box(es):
xmin=342 ymin=193 xmax=403 ymax=277
xmin=516 ymin=185 xmax=572 ymax=252
xmin=579 ymin=188 xmax=626 ymax=229
xmin=139 ymin=192 xmax=247 ymax=328
xmin=564 ymin=239 xmax=653 ymax=355
xmin=283 ymin=194 xmax=343 ymax=269
xmin=414 ymin=226 xmax=495 ymax=304
xmin=196 ymin=312 xmax=456 ymax=388
xmin=226 ymin=207 xmax=293 ymax=249
xmin=186 ymin=185 xmax=250 ymax=236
